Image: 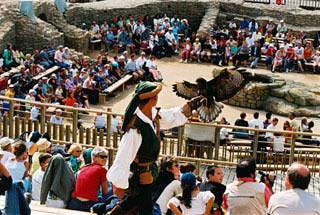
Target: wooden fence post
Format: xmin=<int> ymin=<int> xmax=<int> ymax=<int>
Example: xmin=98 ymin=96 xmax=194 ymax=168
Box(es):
xmin=177 ymin=126 xmax=184 ymax=156
xmin=59 ymin=124 xmax=64 ymax=143
xmin=72 ymin=109 xmax=78 ymax=142
xmin=28 ymin=119 xmax=33 ymax=132
xmin=21 ymin=118 xmax=26 ymax=134
xmin=3 ymin=116 xmax=8 ymax=137
xmin=289 ymin=135 xmax=296 ymax=165
xmin=92 ymin=128 xmax=97 ymax=146
xmin=34 ymin=121 xmax=39 ymax=132
xmin=79 ymin=126 xmax=84 ymax=144
xmin=40 ymin=106 xmax=46 ymax=133
xmin=252 ymin=126 xmax=259 ymax=159
xmin=86 ymin=128 xmax=91 ymax=145
xmin=53 ymin=124 xmax=58 ymax=141
xmin=106 ymin=108 xmax=112 ymax=148
xmin=66 ymin=125 xmax=71 ymax=142
xmin=214 ymin=127 xmax=221 ymax=160
xmin=14 ymin=117 xmax=20 ymax=138
xmin=99 ymin=129 xmax=104 ymax=146
xmin=8 ymin=100 xmax=14 ymax=138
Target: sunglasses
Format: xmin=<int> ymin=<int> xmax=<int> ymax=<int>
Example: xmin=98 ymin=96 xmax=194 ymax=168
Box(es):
xmin=75 ymin=150 xmax=82 ymax=153
xmin=98 ymin=155 xmax=108 ymax=159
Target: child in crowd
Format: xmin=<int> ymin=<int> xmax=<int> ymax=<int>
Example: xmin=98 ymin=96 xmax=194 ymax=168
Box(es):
xmin=32 ymin=153 xmax=52 ymax=200
xmin=168 ymin=172 xmax=214 ymax=215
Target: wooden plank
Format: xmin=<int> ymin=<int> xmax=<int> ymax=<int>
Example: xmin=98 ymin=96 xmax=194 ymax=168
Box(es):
xmin=33 ymin=66 xmax=60 ymax=81
xmin=105 ymin=74 xmax=132 ymax=94
xmin=0 ymin=65 xmax=24 ymax=78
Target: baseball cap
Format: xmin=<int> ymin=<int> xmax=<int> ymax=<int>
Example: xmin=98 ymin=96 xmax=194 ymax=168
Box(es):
xmin=0 ymin=137 xmax=14 ymax=147
xmin=52 ymin=147 xmax=70 ymax=157
xmin=9 ymin=84 xmax=14 ymax=88
xmin=29 ymin=89 xmax=35 ymax=94
xmin=180 ymin=172 xmax=200 ymax=189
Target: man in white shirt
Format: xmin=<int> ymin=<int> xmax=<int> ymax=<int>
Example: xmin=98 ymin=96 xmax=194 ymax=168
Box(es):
xmin=249 ymin=112 xmax=264 ymax=136
xmin=54 ymin=45 xmax=67 ymax=68
xmin=265 ymin=117 xmax=279 ymax=141
xmin=165 ymin=28 xmax=178 ymax=53
xmin=267 ymin=163 xmax=320 ymax=215
xmin=107 ymin=82 xmax=202 ymax=214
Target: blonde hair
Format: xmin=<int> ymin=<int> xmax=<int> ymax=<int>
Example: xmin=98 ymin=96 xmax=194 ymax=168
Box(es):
xmin=68 ymin=143 xmax=82 ymax=154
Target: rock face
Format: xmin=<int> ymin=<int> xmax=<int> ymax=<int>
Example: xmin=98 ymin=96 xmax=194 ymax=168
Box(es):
xmin=224 ymin=76 xmax=320 ymax=117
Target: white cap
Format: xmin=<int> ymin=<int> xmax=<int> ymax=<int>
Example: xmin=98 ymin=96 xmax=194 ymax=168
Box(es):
xmin=29 ymin=89 xmax=35 ymax=94
xmin=0 ymin=137 xmax=14 ymax=147
xmin=56 ymin=109 xmax=62 ymax=113
xmin=9 ymin=84 xmax=14 ymax=88
xmin=288 ymin=43 xmax=293 ymax=47
xmin=280 ymin=20 xmax=284 ymax=22
xmin=42 ymin=77 xmax=48 ymax=80
xmin=269 ymin=44 xmax=274 ymax=48
xmin=280 ymin=45 xmax=284 ymax=48
xmin=168 ymin=27 xmax=173 ymax=30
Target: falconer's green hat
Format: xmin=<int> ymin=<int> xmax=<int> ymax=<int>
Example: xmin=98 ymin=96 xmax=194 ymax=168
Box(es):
xmin=122 ymin=81 xmax=162 ymax=131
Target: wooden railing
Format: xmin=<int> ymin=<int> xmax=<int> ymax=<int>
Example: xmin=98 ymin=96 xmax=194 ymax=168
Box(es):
xmin=0 ymin=96 xmax=319 ymax=175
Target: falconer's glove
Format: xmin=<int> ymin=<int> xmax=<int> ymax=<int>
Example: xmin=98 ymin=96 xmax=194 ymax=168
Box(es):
xmin=181 ymin=96 xmax=205 ymax=117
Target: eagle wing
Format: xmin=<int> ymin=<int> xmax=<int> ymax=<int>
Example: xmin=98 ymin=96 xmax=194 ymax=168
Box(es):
xmin=172 ymin=81 xmax=199 ymax=100
xmin=208 ymin=68 xmax=248 ymax=102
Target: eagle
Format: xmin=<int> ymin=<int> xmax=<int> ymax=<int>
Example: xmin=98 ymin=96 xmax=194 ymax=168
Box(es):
xmin=173 ymin=68 xmax=257 ymax=122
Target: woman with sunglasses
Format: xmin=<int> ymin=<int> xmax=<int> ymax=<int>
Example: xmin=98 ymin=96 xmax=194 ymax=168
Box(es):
xmin=67 ymin=146 xmax=109 ymax=212
xmin=67 ymin=144 xmax=83 ymax=174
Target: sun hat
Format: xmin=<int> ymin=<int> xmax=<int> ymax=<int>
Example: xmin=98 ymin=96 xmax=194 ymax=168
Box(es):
xmin=0 ymin=137 xmax=14 ymax=147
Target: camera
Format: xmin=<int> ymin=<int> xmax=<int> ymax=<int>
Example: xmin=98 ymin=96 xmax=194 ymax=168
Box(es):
xmin=258 ymin=170 xmax=276 ymax=187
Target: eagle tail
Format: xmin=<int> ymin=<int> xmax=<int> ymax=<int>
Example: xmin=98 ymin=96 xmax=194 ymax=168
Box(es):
xmin=197 ymin=101 xmax=223 ymax=122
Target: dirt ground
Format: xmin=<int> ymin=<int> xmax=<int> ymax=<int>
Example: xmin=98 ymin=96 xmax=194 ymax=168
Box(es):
xmin=93 ymin=55 xmax=320 ymax=133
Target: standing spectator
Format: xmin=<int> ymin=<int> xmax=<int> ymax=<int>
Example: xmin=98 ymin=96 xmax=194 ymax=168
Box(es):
xmin=223 ymin=158 xmax=271 ymax=215
xmin=267 ymin=163 xmax=320 ymax=214
xmin=265 ymin=118 xmax=279 ymax=142
xmin=50 ymin=109 xmax=63 ymax=125
xmin=233 ymin=112 xmax=249 ymax=139
xmin=263 ymin=112 xmax=273 ymax=129
xmin=168 ymin=172 xmax=214 ymax=215
xmin=288 ymin=112 xmax=299 ymax=131
xmin=283 ymin=120 xmax=293 ymax=143
xmin=67 ymin=146 xmax=109 ymax=212
xmin=200 ymin=166 xmax=226 ymax=215
xmin=249 ymin=112 xmax=264 ymax=136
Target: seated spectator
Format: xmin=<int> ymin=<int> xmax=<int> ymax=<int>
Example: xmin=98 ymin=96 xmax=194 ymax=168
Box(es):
xmin=223 ymin=158 xmax=271 ymax=214
xmin=272 ymin=45 xmax=285 ymax=73
xmin=39 ymin=47 xmax=54 ymax=69
xmin=136 ymin=51 xmax=148 ymax=75
xmin=146 ymin=55 xmax=162 ymax=82
xmin=40 ymin=154 xmax=75 ymax=207
xmin=235 ymin=41 xmax=250 ymax=67
xmin=0 ymin=137 xmax=14 ymax=165
xmin=180 ymin=38 xmax=192 ymax=63
xmin=168 ymin=172 xmax=214 ymax=215
xmin=233 ymin=112 xmax=249 ymax=139
xmin=303 ymin=41 xmax=314 ymax=62
xmin=300 ymin=117 xmax=309 ymax=132
xmin=250 ymin=40 xmax=261 ymax=68
xmin=32 ymin=153 xmax=52 ymax=201
xmin=165 ymin=28 xmax=178 ymax=53
xmin=294 ymin=42 xmax=305 ymax=72
xmin=299 ymin=121 xmax=320 ymax=146
xmin=105 ymin=29 xmax=116 ymax=50
xmin=94 ymin=112 xmax=106 ymax=131
xmin=191 ymin=38 xmax=201 ymax=63
xmin=54 ymin=45 xmax=67 ymax=68
xmin=126 ymin=33 xmax=135 ymax=54
xmin=313 ymin=50 xmax=320 ymax=73
xmin=276 ymin=20 xmax=287 ymax=38
xmin=265 ymin=44 xmax=275 ymax=69
xmin=67 ymin=146 xmax=109 ymax=212
xmin=284 ymin=43 xmax=295 ymax=72
xmin=30 ymin=138 xmax=52 ymax=175
xmin=219 ymin=117 xmax=229 ymax=145
xmin=200 ymin=166 xmax=226 ymax=215
xmin=288 ymin=112 xmax=299 ymax=131
xmin=67 ymin=144 xmax=83 ymax=174
xmin=266 ymin=19 xmax=276 ymax=35
xmin=125 ymin=54 xmax=143 ymax=81
xmin=216 ymin=40 xmax=226 ymax=66
xmin=64 ymin=91 xmax=78 ymax=107
xmin=50 ymin=109 xmax=63 ymax=125
xmin=74 ymin=86 xmax=89 ymax=109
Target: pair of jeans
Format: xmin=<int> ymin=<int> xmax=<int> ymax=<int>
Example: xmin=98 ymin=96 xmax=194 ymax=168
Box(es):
xmin=4 ymin=182 xmax=31 ymax=215
xmin=67 ymin=197 xmax=96 ymax=212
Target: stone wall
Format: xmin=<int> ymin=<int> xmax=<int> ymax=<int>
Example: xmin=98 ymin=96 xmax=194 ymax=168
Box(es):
xmin=0 ymin=20 xmax=16 ymax=52
xmin=65 ymin=1 xmax=208 ymax=35
xmin=224 ymin=81 xmax=285 ymax=109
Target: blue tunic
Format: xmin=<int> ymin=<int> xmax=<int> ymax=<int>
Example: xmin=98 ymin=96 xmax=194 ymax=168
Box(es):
xmin=19 ymin=0 xmax=36 ymax=19
xmin=54 ymin=0 xmax=67 ymax=14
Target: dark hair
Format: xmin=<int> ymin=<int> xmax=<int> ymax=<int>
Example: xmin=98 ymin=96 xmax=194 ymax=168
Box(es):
xmin=177 ymin=185 xmax=194 ymax=209
xmin=206 ymin=165 xmax=220 ymax=179
xmin=308 ymin=121 xmax=314 ymax=129
xmin=287 ymin=166 xmax=311 ymax=190
xmin=266 ymin=112 xmax=272 ymax=120
xmin=240 ymin=112 xmax=246 ymax=119
xmin=289 ymin=112 xmax=295 ymax=117
xmin=236 ymin=158 xmax=256 ymax=178
xmin=139 ymin=97 xmax=151 ymax=106
xmin=180 ymin=163 xmax=196 ymax=174
xmin=159 ymin=156 xmax=178 ymax=172
xmin=253 ymin=112 xmax=259 ymax=119
xmin=13 ymin=142 xmax=27 ymax=157
xmin=272 ymin=117 xmax=279 ymax=122
xmin=39 ymin=153 xmax=52 ymax=164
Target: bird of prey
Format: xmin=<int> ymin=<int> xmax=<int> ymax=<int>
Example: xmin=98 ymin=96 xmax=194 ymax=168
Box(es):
xmin=173 ymin=68 xmax=254 ymax=122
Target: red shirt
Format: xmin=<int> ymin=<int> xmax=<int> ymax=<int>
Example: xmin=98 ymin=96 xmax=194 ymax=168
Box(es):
xmin=72 ymin=163 xmax=107 ymax=201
